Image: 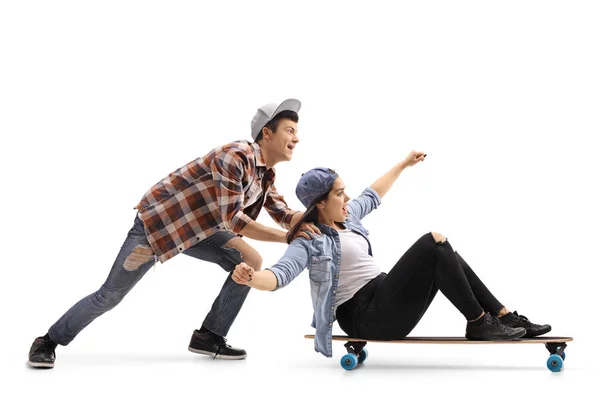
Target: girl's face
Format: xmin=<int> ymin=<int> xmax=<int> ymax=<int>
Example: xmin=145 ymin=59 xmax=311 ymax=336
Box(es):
xmin=317 ymin=177 xmax=351 ymax=223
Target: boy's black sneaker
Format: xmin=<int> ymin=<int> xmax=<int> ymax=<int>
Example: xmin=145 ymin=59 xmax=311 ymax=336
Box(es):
xmin=500 ymin=311 xmax=552 ymax=338
xmin=466 ymin=312 xmax=526 ymax=340
xmin=188 ymin=330 xmax=247 ymax=360
xmin=28 ymin=336 xmax=57 ymax=368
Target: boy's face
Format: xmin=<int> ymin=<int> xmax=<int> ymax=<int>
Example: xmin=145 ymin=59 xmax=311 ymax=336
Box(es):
xmin=264 ymin=119 xmax=299 ymax=162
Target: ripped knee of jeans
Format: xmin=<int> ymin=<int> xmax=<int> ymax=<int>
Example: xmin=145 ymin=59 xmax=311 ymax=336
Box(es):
xmin=123 ymin=245 xmax=155 ymax=271
xmin=431 ymin=232 xmax=447 ymax=244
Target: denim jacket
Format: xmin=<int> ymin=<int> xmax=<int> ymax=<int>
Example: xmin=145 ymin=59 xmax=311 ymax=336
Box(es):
xmin=267 ymin=187 xmax=382 ymax=357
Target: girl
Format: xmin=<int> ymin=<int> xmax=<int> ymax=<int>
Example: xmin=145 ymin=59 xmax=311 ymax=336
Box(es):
xmin=232 ymin=151 xmax=551 ymax=357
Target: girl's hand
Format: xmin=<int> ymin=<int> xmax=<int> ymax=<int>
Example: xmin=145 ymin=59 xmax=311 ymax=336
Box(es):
xmin=232 ymin=262 xmax=254 ymax=285
xmin=403 ymin=150 xmax=427 ymax=167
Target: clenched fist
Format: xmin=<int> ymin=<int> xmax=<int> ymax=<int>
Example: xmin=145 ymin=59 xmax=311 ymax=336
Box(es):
xmin=403 ymin=150 xmax=427 ymax=167
xmin=232 ymin=262 xmax=254 ymax=285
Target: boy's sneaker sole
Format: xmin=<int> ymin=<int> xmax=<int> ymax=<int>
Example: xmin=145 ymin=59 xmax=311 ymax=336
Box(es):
xmin=188 ymin=346 xmax=247 ymax=360
xmin=28 ymin=360 xmax=55 ymax=368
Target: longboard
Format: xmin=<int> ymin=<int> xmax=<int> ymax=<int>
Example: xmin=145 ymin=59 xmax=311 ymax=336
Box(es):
xmin=304 ymin=335 xmax=573 ymax=371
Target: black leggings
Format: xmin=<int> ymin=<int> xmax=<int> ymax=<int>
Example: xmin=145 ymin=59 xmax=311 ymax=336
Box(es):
xmin=336 ymin=232 xmax=504 ymax=340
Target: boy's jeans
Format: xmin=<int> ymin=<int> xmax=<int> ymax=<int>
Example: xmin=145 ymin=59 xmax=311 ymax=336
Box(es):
xmin=48 ymin=215 xmax=248 ymax=345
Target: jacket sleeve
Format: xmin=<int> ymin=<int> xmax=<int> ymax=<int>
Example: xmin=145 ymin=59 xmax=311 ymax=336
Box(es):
xmin=346 ymin=187 xmax=382 ymax=220
xmin=266 ymin=239 xmax=311 ymax=290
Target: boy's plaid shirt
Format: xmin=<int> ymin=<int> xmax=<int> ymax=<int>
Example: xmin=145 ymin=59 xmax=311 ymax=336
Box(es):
xmin=135 ymin=141 xmax=298 ymax=263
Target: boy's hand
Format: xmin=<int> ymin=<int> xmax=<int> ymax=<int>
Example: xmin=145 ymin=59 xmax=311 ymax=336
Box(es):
xmin=291 ymin=222 xmax=321 ymax=240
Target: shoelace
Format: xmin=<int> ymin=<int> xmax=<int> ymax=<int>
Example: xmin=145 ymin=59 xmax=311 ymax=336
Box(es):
xmin=514 ymin=312 xmax=542 ymax=329
xmin=487 ymin=315 xmax=501 ymax=326
xmin=212 ymin=335 xmax=228 ymax=360
xmin=487 ymin=315 xmax=515 ymax=332
xmin=514 ymin=312 xmax=530 ymax=323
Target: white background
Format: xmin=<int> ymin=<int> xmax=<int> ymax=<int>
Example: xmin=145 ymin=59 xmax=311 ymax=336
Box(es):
xmin=1 ymin=1 xmax=598 ymax=399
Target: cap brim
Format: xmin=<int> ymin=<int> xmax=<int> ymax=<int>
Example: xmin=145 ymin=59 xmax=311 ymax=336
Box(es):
xmin=273 ymin=98 xmax=301 ymax=117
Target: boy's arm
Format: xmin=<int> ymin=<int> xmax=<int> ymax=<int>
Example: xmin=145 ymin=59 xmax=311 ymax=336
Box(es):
xmin=263 ymin=183 xmax=299 ymax=229
xmin=264 ymin=184 xmax=321 ymax=240
xmin=211 ymin=151 xmax=288 ymax=243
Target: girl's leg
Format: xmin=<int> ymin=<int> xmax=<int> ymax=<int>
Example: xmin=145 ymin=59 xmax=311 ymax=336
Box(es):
xmin=357 ymin=233 xmax=484 ymax=340
xmin=455 ymin=252 xmax=505 ymax=316
xmin=455 ymin=252 xmax=552 ymax=337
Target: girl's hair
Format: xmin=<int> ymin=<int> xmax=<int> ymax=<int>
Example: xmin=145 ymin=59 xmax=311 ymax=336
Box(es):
xmin=286 ymin=191 xmax=329 ymax=244
xmin=286 ymin=169 xmax=337 ymax=244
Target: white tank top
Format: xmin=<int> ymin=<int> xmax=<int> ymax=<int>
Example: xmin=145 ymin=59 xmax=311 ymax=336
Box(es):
xmin=335 ymin=228 xmax=381 ymax=310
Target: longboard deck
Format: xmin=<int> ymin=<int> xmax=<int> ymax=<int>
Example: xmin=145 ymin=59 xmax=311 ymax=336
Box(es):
xmin=304 ymin=335 xmax=573 ymax=344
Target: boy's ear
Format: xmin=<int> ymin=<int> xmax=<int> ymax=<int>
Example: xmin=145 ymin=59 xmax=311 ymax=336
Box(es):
xmin=262 ymin=127 xmax=274 ymax=140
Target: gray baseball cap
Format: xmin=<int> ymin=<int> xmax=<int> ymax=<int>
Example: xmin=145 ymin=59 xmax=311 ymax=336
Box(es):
xmin=250 ymin=98 xmax=301 ymax=140
xmin=296 ymin=167 xmax=339 ymax=208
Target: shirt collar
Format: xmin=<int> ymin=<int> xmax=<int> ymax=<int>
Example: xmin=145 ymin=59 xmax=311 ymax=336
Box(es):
xmin=317 ymin=221 xmax=348 ymax=235
xmin=251 ymin=142 xmax=267 ymax=168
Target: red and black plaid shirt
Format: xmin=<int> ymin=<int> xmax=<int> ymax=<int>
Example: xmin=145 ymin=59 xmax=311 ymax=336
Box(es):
xmin=135 ymin=141 xmax=298 ymax=263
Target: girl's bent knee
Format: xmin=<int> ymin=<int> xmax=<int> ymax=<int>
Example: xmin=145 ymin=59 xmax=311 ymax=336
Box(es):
xmin=431 ymin=232 xmax=446 ymax=243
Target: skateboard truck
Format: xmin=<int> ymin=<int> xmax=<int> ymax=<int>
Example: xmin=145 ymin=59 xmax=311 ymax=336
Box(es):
xmin=545 ymin=341 xmax=567 ymax=372
xmin=344 ymin=341 xmax=366 ymax=355
xmin=340 ymin=341 xmax=369 ymax=370
xmin=545 ymin=342 xmax=567 ymax=357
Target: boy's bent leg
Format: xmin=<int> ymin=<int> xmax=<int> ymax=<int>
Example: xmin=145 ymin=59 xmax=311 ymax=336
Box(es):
xmin=183 ymin=231 xmax=254 ymax=359
xmin=203 ymin=236 xmax=262 ymax=336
